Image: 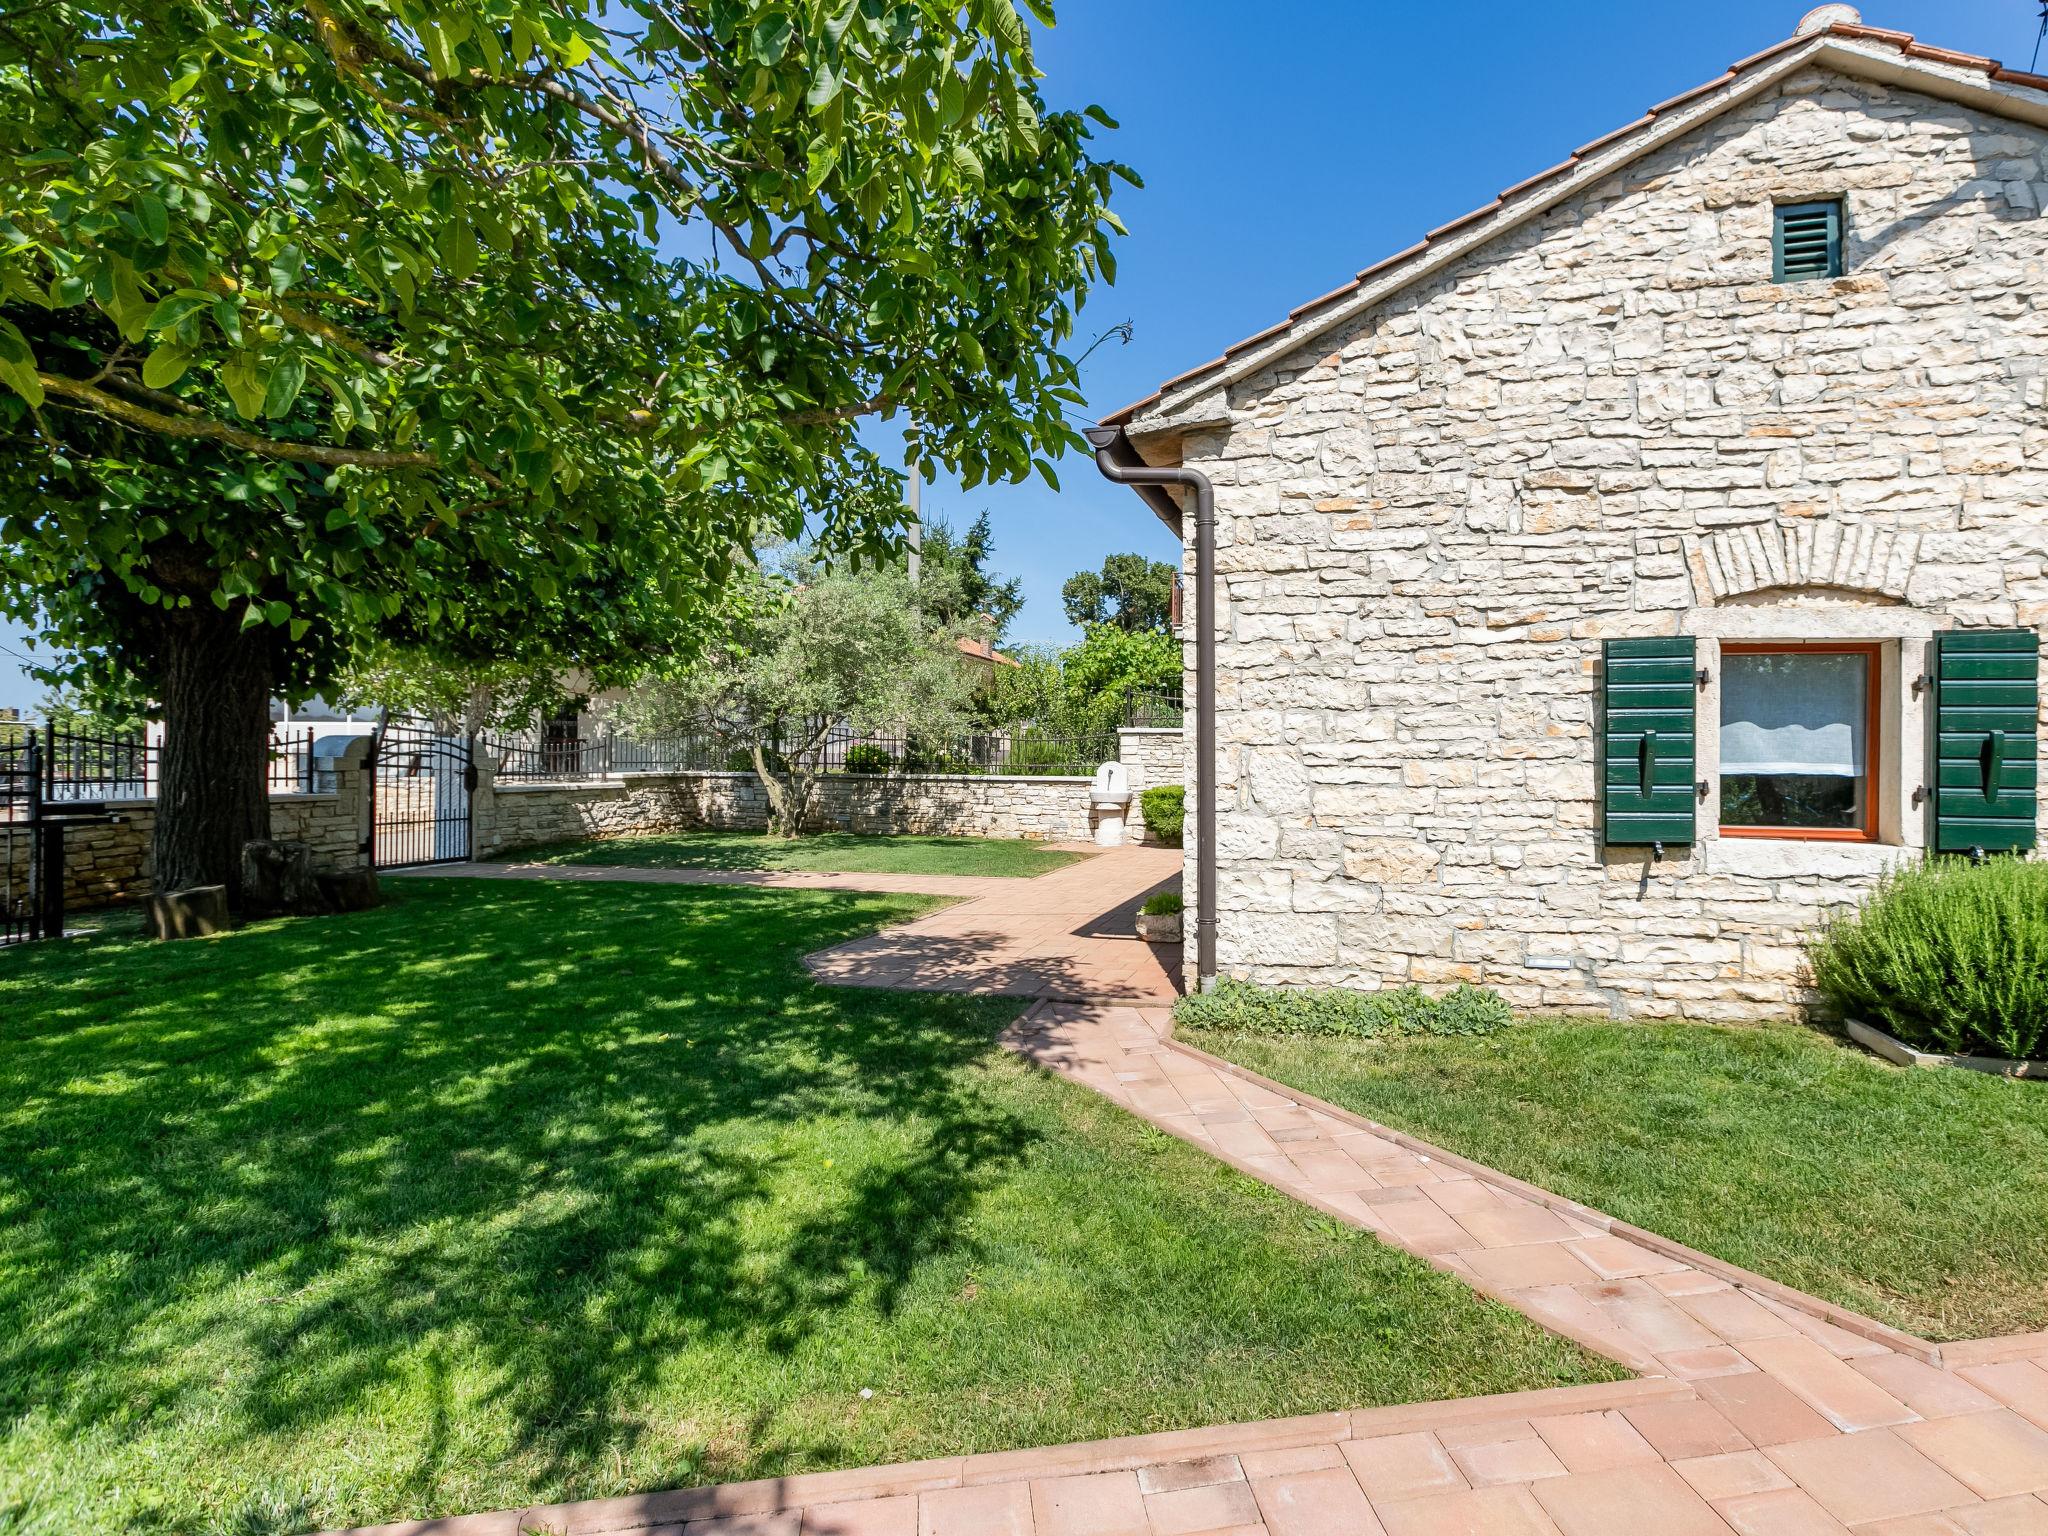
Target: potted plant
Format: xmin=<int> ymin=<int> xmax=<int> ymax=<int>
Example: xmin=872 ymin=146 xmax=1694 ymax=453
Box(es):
xmin=1135 ymin=889 xmax=1183 ymax=944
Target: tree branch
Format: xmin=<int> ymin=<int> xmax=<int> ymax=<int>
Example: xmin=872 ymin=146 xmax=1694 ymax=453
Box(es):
xmin=37 ymin=373 xmax=439 ymax=470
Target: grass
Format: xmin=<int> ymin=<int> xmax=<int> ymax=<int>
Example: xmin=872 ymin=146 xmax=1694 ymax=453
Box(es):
xmin=1186 ymin=1017 xmax=2048 ymax=1342
xmin=492 ymin=829 xmax=1088 ymax=878
xmin=0 ymin=881 xmax=1615 ymax=1536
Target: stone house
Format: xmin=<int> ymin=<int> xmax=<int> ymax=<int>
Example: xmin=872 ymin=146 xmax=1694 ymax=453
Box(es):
xmin=1091 ymin=8 xmax=2044 ymax=1019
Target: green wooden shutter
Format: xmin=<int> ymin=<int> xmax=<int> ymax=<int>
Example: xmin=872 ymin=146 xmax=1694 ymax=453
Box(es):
xmin=1933 ymin=629 xmax=2039 ymax=854
xmin=1602 ymin=637 xmax=1697 ymax=847
xmin=1774 ymin=200 xmax=1843 ymax=282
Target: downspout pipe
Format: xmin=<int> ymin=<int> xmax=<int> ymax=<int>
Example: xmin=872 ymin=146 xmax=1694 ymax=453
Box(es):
xmin=1084 ymin=425 xmax=1217 ymax=989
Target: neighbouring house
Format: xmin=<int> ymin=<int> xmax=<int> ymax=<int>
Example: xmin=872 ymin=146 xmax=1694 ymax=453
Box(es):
xmin=1092 ymin=6 xmax=2045 ymax=1019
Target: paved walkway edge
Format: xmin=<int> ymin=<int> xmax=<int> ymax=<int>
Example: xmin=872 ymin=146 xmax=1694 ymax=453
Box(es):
xmin=333 ymin=1379 xmax=1693 ymax=1536
xmin=1162 ymin=1033 xmax=1946 ymax=1366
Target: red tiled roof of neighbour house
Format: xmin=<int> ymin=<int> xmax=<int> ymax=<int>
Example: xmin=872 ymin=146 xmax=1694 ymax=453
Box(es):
xmin=954 ymin=635 xmax=1020 ymax=668
xmin=1097 ymin=20 xmax=2048 ymax=430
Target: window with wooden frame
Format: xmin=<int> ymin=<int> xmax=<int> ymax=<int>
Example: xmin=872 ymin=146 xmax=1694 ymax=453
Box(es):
xmin=1718 ymin=642 xmax=1881 ymax=842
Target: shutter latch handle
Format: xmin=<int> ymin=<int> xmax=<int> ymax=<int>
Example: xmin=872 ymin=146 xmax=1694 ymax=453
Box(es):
xmin=1985 ymin=729 xmax=2007 ymax=798
xmin=1639 ymin=730 xmax=1656 ymax=796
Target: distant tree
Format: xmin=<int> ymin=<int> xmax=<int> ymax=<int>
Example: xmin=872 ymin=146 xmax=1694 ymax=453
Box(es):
xmin=914 ymin=513 xmax=1025 ymax=642
xmin=35 ymin=682 xmax=147 ymax=738
xmin=980 ymin=623 xmax=1177 ymax=735
xmin=334 ymin=648 xmax=585 ymax=738
xmin=604 ymin=555 xmax=981 ymax=837
xmin=1061 ymin=553 xmax=1176 ymax=632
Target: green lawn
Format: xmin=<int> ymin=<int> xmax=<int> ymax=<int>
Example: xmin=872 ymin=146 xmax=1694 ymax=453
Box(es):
xmin=0 ymin=883 xmax=1613 ymax=1536
xmin=1187 ymin=1018 xmax=2048 ymax=1342
xmin=494 ymin=829 xmax=1088 ymax=878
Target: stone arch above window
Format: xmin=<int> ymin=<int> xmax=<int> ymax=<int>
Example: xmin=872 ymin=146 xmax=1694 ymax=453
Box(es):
xmin=1681 ymin=522 xmax=1920 ymax=605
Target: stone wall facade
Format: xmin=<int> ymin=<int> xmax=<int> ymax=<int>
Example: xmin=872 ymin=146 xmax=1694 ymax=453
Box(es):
xmin=27 ymin=738 xmax=372 ymax=909
xmin=1143 ymin=66 xmax=2048 ymax=1018
xmin=478 ymin=768 xmax=1109 ymax=855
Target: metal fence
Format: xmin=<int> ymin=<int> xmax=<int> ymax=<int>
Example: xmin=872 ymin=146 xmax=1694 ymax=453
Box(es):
xmin=0 ymin=724 xmax=322 ymax=808
xmin=1121 ymin=684 xmax=1185 ymax=728
xmin=483 ymin=723 xmax=1123 ymax=783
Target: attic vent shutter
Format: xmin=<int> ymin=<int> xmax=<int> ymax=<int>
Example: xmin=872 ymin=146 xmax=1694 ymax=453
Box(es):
xmin=1933 ymin=629 xmax=2039 ymax=854
xmin=1774 ymin=200 xmax=1843 ymax=282
xmin=1602 ymin=637 xmax=1698 ymax=848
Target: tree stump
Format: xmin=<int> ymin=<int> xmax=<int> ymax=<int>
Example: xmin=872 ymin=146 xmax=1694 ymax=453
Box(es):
xmin=316 ymin=868 xmax=381 ymax=912
xmin=148 ymin=885 xmax=231 ymax=940
xmin=242 ymin=839 xmax=322 ymax=917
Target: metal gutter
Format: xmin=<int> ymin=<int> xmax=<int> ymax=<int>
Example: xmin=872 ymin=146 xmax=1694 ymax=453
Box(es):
xmin=1085 ymin=425 xmax=1216 ymax=988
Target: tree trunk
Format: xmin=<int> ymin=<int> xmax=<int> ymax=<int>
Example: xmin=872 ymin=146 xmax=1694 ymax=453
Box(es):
xmin=750 ymin=741 xmax=818 ymax=838
xmin=153 ymin=602 xmax=274 ymax=905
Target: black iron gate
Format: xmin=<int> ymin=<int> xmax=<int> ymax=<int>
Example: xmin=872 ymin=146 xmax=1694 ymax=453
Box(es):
xmin=0 ymin=729 xmax=116 ymax=944
xmin=369 ymin=722 xmax=475 ymax=868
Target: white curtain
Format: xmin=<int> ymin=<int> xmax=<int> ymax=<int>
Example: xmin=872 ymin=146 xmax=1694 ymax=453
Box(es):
xmin=1721 ymin=652 xmax=1865 ymax=778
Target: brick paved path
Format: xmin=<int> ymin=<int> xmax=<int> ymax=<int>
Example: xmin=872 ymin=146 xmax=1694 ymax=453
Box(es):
xmin=349 ymin=848 xmax=2048 ymax=1536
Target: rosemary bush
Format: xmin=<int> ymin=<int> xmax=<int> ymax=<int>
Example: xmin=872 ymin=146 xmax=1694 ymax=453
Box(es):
xmin=1809 ymin=856 xmax=2048 ymax=1061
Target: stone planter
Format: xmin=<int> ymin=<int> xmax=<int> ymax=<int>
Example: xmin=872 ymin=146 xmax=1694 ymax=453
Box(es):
xmin=1135 ymin=912 xmax=1182 ymax=945
xmin=1845 ymin=1018 xmax=2047 ymax=1080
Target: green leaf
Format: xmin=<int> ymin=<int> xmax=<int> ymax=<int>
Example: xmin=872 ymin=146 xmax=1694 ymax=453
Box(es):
xmin=144 ymin=294 xmax=212 ymax=333
xmin=750 ymin=13 xmax=793 ymax=65
xmin=136 ymin=193 xmax=170 ymax=245
xmin=141 ymin=344 xmax=192 ymax=389
xmin=221 ymin=352 xmax=267 ymax=420
xmin=0 ymin=320 xmax=43 ymax=409
xmin=263 ymin=352 xmax=306 ymax=417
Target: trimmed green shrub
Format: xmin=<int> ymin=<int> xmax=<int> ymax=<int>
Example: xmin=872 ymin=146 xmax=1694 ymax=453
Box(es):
xmin=1809 ymin=855 xmax=2048 ymax=1061
xmin=1001 ymin=735 xmax=1085 ymax=774
xmin=1140 ymin=890 xmax=1183 ymax=917
xmin=842 ymin=744 xmax=896 ymax=775
xmin=1175 ymin=977 xmax=1512 ymax=1040
xmin=1141 ymin=785 xmax=1184 ymax=847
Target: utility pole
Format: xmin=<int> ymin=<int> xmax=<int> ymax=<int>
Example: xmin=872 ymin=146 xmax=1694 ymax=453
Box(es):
xmin=906 ymin=452 xmax=922 ymax=583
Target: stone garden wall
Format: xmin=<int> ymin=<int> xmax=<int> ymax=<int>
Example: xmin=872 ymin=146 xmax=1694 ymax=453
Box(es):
xmin=25 ymin=737 xmax=372 ymax=909
xmin=478 ymin=767 xmax=1106 ymax=855
xmin=1134 ymin=65 xmax=2048 ymax=1018
xmin=1116 ymin=727 xmax=1184 ymax=844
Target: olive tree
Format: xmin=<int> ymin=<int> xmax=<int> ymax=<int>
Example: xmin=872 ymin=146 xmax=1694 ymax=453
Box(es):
xmin=0 ymin=0 xmax=1129 ymax=897
xmin=605 ymin=556 xmax=981 ymax=835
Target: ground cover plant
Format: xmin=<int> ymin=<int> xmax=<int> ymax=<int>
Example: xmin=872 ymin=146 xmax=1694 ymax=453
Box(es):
xmin=493 ymin=830 xmax=1087 ymax=879
xmin=1177 ymin=978 xmax=1512 ymax=1040
xmin=0 ymin=880 xmax=1614 ymax=1534
xmin=1185 ymin=1016 xmax=2048 ymax=1340
xmin=1809 ymin=855 xmax=2048 ymax=1060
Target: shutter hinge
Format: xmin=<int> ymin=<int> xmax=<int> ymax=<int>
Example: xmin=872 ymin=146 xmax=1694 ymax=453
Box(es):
xmin=1697 ymin=668 xmax=1710 ymax=688
xmin=1696 ymin=780 xmax=1710 ymax=800
xmin=1913 ymin=673 xmax=1932 ymax=696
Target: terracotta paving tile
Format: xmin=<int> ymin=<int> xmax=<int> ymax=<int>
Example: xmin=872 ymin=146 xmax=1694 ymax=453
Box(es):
xmin=1670 ymin=1449 xmax=1793 ymax=1501
xmin=1342 ymin=1434 xmax=1468 ymax=1502
xmin=1451 ymin=1203 xmax=1583 ymax=1250
xmin=1712 ymin=1487 xmax=1850 ymax=1536
xmin=1761 ymin=1429 xmax=1974 ymax=1525
xmin=1850 ymin=1356 xmax=1999 ymax=1420
xmin=1951 ymin=1495 xmax=2048 ymax=1534
xmin=1695 ymin=1372 xmax=1840 ymax=1448
xmin=1854 ymin=1516 xmax=1970 ymax=1536
xmin=1897 ymin=1410 xmax=2048 ymax=1499
xmin=801 ymin=1496 xmax=920 ymax=1536
xmin=1422 ymin=1180 xmax=1509 ymax=1216
xmin=1141 ymin=1480 xmax=1263 ymax=1536
xmin=1456 ymin=1244 xmax=1603 ymax=1291
xmin=1562 ymin=1236 xmax=1688 ymax=1281
xmin=1372 ymin=1485 xmax=1562 ymax=1536
xmin=1375 ymin=1199 xmax=1481 ymax=1255
xmin=1619 ymin=1398 xmax=1754 ymax=1461
xmin=919 ymin=1482 xmax=1035 ymax=1536
xmin=1237 ymin=1446 xmax=1345 ymax=1480
xmin=1031 ymin=1472 xmax=1150 ymax=1536
xmin=1959 ymin=1362 xmax=2048 ymax=1432
xmin=1528 ymin=1411 xmax=1662 ymax=1474
xmin=1137 ymin=1459 xmax=1245 ymax=1496
xmin=1734 ymin=1336 xmax=1917 ymax=1433
xmin=1528 ymin=1463 xmax=1733 ymax=1536
xmin=1649 ymin=1271 xmax=1737 ymax=1299
xmin=1250 ymin=1467 xmax=1383 ymax=1536
xmin=689 ymin=1516 xmax=805 ymax=1536
xmin=1581 ymin=1280 xmax=1727 ymax=1355
xmin=1660 ymin=1347 xmax=1761 ymax=1380
xmin=1434 ymin=1420 xmax=1535 ymax=1452
xmin=1445 ymin=1433 xmax=1569 ymax=1488
xmin=1671 ymin=1289 xmax=1799 ymax=1344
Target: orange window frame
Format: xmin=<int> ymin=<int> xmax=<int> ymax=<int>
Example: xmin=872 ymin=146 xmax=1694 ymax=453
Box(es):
xmin=1718 ymin=641 xmax=1883 ymax=844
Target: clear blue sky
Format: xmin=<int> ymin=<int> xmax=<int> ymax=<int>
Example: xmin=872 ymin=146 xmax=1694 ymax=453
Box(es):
xmin=3 ymin=0 xmax=2035 ymax=706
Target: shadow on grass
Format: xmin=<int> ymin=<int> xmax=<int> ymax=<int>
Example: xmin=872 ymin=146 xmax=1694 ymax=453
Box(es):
xmin=0 ymin=881 xmax=1031 ymax=1531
